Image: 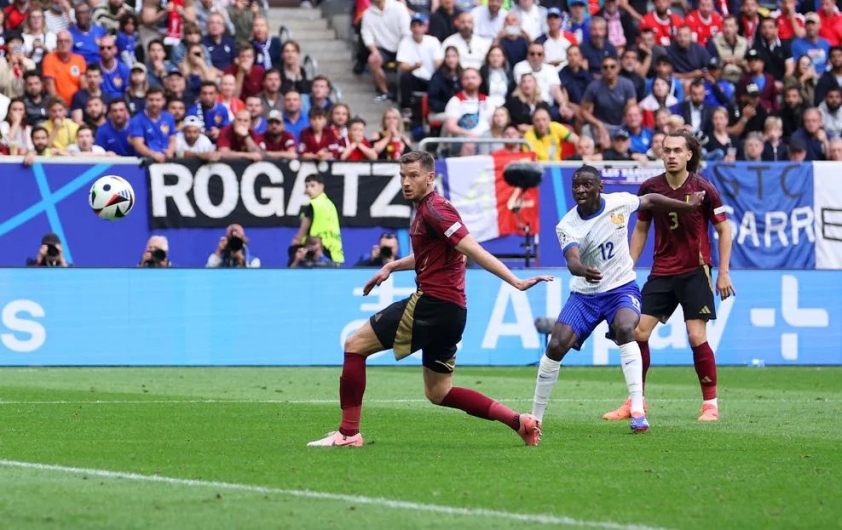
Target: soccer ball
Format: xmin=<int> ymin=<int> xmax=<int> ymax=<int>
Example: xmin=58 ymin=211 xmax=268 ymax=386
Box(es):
xmin=89 ymin=176 xmax=135 ymax=220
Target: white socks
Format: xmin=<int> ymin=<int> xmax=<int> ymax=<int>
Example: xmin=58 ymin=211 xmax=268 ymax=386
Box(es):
xmin=532 ymin=354 xmax=561 ymax=422
xmin=619 ymin=341 xmax=645 ymax=415
xmin=703 ymin=398 xmax=719 ymax=407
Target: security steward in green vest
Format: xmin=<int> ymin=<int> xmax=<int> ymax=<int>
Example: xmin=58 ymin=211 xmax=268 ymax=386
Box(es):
xmin=293 ymin=173 xmax=345 ymax=264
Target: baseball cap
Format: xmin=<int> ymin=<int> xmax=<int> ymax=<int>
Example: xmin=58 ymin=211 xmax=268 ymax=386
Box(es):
xmin=707 ymin=56 xmax=721 ymax=69
xmin=410 ymin=13 xmax=428 ymax=24
xmin=166 ymin=66 xmax=183 ymax=77
xmin=182 ymin=115 xmax=204 ymax=130
xmin=131 ymin=62 xmax=147 ymax=73
xmin=612 ymin=128 xmax=631 ymax=140
xmin=41 ymin=233 xmax=60 ymax=246
xmin=570 ymin=0 xmax=587 ymax=6
xmin=805 ymin=12 xmax=821 ymax=23
xmin=790 ymin=137 xmax=808 ymax=152
xmin=746 ymin=48 xmax=763 ymax=61
xmin=267 ymin=109 xmax=283 ymax=122
xmin=547 ymin=7 xmax=562 ymax=16
xmin=745 ymin=83 xmax=761 ymax=96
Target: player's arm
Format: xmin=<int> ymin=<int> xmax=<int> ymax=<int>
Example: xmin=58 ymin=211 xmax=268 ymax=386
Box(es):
xmin=630 ymin=219 xmax=651 ymax=265
xmin=455 ymin=234 xmax=553 ymax=291
xmin=639 ymin=191 xmax=704 ymax=212
xmin=713 ymin=220 xmax=736 ymax=299
xmin=563 ymin=245 xmax=602 ymax=284
xmin=362 ymin=254 xmax=416 ymax=296
xmin=385 ymin=253 xmax=416 ymax=272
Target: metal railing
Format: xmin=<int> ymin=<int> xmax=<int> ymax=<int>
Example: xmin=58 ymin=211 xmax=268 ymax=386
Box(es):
xmin=278 ymin=25 xmax=292 ymax=43
xmin=418 ymin=137 xmax=533 ymax=153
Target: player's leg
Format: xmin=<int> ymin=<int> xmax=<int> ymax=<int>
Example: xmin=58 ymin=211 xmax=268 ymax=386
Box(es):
xmin=532 ymin=292 xmax=596 ymax=423
xmin=607 ymin=285 xmax=648 ymax=432
xmin=679 ymin=267 xmax=720 ymax=421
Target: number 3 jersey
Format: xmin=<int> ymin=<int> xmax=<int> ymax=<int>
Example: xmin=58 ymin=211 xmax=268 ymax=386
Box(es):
xmin=556 ymin=192 xmax=640 ymax=295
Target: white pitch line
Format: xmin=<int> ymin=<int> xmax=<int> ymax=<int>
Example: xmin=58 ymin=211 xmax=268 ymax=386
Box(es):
xmin=0 ymin=459 xmax=667 ymax=530
xmin=0 ymin=398 xmax=836 ymax=405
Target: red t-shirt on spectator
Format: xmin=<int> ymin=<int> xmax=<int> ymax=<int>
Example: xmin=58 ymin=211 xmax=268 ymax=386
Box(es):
xmin=685 ymin=10 xmax=723 ymax=46
xmin=344 ymin=139 xmax=374 ymax=161
xmin=819 ymin=11 xmax=842 ymax=47
xmin=4 ymin=4 xmax=27 ymax=30
xmin=260 ymin=131 xmax=296 ymax=152
xmin=774 ymin=11 xmax=805 ymax=41
xmin=639 ymin=12 xmax=684 ymax=46
xmin=217 ymin=125 xmax=261 ymax=151
xmin=223 ymin=65 xmax=266 ymax=100
xmin=298 ymin=126 xmax=341 ymax=157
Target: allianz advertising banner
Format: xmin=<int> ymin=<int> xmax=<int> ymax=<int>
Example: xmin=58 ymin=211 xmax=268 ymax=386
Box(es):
xmin=0 ymin=269 xmax=838 ymax=366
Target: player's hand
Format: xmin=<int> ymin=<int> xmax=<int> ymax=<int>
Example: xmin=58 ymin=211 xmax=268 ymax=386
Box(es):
xmin=363 ymin=267 xmax=392 ymax=296
xmin=716 ymin=272 xmax=736 ymax=300
xmin=584 ymin=266 xmax=602 ymax=284
xmin=688 ymin=191 xmax=706 ymax=208
xmin=514 ymin=275 xmax=554 ymax=291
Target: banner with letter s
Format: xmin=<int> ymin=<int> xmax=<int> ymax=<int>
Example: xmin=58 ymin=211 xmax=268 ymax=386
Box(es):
xmin=704 ymin=163 xmax=815 ymax=269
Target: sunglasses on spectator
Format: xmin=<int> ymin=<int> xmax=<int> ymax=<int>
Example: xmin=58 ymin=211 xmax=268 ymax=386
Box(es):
xmin=99 ymin=45 xmax=114 ymax=50
xmin=602 ymin=63 xmax=618 ymax=70
xmin=529 ymin=51 xmax=543 ymax=56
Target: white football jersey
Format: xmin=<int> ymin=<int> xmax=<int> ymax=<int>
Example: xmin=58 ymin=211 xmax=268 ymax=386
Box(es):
xmin=556 ymin=192 xmax=641 ymax=295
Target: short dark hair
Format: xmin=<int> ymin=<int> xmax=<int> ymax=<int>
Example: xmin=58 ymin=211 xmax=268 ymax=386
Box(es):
xmin=399 ymin=151 xmax=435 ymax=173
xmin=146 ymin=86 xmax=166 ymax=98
xmin=86 ymin=63 xmax=101 ymax=74
xmin=77 ymin=124 xmax=93 ymax=135
xmin=831 ymin=46 xmax=842 ymax=56
xmin=305 ymin=173 xmax=325 ymax=184
xmin=31 ymin=126 xmax=48 ymax=139
xmin=200 ymin=80 xmax=218 ymax=91
xmin=348 ymin=117 xmax=367 ymax=128
xmin=237 ymin=43 xmax=254 ymax=55
xmin=108 ymin=98 xmax=128 ymax=112
xmin=263 ymin=68 xmax=282 ymax=81
xmin=690 ymin=79 xmax=706 ymax=90
xmin=148 ymin=38 xmax=165 ymax=53
xmin=308 ymin=107 xmax=327 ymax=120
xmin=23 ymin=70 xmax=41 ymax=82
xmin=47 ymin=96 xmax=65 ymax=109
xmin=573 ymin=165 xmax=602 ymax=182
xmin=312 ymin=75 xmax=331 ymax=89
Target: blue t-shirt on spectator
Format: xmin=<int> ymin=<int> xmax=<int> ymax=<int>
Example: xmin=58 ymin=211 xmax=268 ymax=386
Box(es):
xmin=128 ymin=110 xmax=177 ymax=153
xmin=791 ymin=37 xmax=831 ymax=75
xmin=202 ymin=35 xmax=237 ymax=70
xmin=116 ymin=32 xmax=137 ymax=65
xmin=284 ymin=112 xmax=310 ymax=143
xmin=96 ymin=120 xmax=135 ymax=156
xmin=187 ymin=102 xmax=231 ymax=131
xmin=100 ymin=61 xmax=131 ymax=100
xmin=253 ymin=117 xmax=267 ymax=134
xmin=628 ymin=127 xmax=653 ymax=154
xmin=69 ymin=24 xmax=108 ymax=64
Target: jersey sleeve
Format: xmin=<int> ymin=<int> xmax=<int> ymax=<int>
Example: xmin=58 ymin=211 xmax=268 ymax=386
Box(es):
xmin=636 ymin=181 xmax=653 ymax=222
xmin=704 ymin=180 xmax=728 ymax=225
xmin=127 ymin=116 xmax=142 ymax=140
xmin=426 ymin=199 xmax=469 ymax=247
xmin=556 ymin=219 xmax=578 ymax=253
xmin=616 ymin=191 xmax=641 ymax=214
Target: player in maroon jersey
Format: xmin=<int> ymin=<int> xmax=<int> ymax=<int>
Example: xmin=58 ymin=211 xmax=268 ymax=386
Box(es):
xmin=308 ymin=151 xmax=553 ymax=447
xmin=603 ymin=130 xmax=735 ymax=422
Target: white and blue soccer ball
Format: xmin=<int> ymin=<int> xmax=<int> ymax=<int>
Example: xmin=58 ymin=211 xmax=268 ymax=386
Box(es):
xmin=89 ymin=175 xmax=135 ymax=220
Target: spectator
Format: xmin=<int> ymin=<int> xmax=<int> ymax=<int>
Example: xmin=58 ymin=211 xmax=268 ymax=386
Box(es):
xmin=701 ymin=57 xmax=734 ymax=107
xmin=647 ymin=130 xmax=666 ymax=160
xmin=739 ymin=132 xmax=764 ymax=161
xmin=614 ymin=48 xmax=643 ymax=102
xmin=207 ymin=224 xmax=261 ymax=268
xmin=828 ymin=137 xmax=842 ymax=160
xmin=737 ymin=49 xmax=778 ymax=113
xmin=622 ymin=104 xmax=653 ymax=154
xmin=42 ymin=30 xmax=85 ymax=107
xmin=639 ymin=0 xmax=684 ymax=47
xmin=727 ymin=83 xmax=767 ymax=138
xmin=298 ymin=107 xmax=340 ymax=161
xmin=146 ymin=38 xmax=176 ymax=88
xmin=780 ymin=85 xmax=808 ymax=141
xmin=188 ymin=80 xmax=231 ymax=141
xmin=128 ymin=86 xmax=177 ymax=162
xmin=218 ymin=109 xmax=263 ymax=161
xmin=169 ymin=22 xmax=212 ymax=67
xmin=580 ymin=17 xmax=618 ymax=77
xmin=818 ymin=0 xmax=842 ymax=47
xmin=442 ymin=12 xmax=492 ymax=70
xmin=227 ymin=0 xmax=257 ymax=44
xmin=361 ymin=0 xmax=411 ymax=101
xmin=98 ymin=35 xmax=131 ymax=101
xmin=510 ymin=0 xmax=546 ymax=42
xmin=535 ymin=7 xmax=578 ymax=70
xmin=93 ymin=0 xmax=135 ymax=34
xmin=428 ymin=46 xmax=462 ymax=114
xmin=705 ymin=106 xmax=738 ymax=161
xmin=429 ymin=0 xmax=461 ymax=42
xmin=22 ymin=7 xmax=57 ymax=68
xmin=706 ymin=16 xmax=747 ymax=85
xmin=62 ymin=124 xmax=108 ymax=155
xmin=816 ymin=46 xmax=842 ymax=105
xmin=84 ymin=96 xmax=107 ymax=134
xmin=397 ymin=13 xmax=443 ymax=117
xmin=566 ymin=135 xmax=603 ymax=161
xmin=356 ymin=232 xmax=400 ymax=267
xmin=116 ymin=13 xmax=139 ymax=66
xmin=792 ymin=13 xmax=831 ymax=75
xmin=125 ymin=63 xmax=149 ymax=115
xmin=141 ymin=0 xmax=197 ymax=47
xmin=771 ymin=0 xmax=805 ymax=41
xmin=602 ymin=128 xmax=648 ymax=161
xmin=444 ymin=68 xmax=494 ymax=155
xmin=5 ymin=0 xmax=29 ymax=32
xmin=371 ymin=107 xmax=412 ymax=160
xmin=329 ymin=103 xmax=351 ymax=142
xmin=1 ymin=98 xmax=32 ymax=155
xmin=69 ymin=4 xmax=107 ymax=65
xmin=217 ymin=73 xmax=244 ymax=120
xmin=44 ymin=0 xmax=71 ymax=36
xmin=292 ymin=173 xmax=344 ymax=264
xmin=251 ymin=16 xmax=282 ymax=70
xmin=558 ymin=45 xmax=593 ymax=109
xmin=165 ymin=68 xmax=193 ymax=105
xmin=43 ymin=97 xmax=77 ymax=150
xmin=340 ymin=117 xmax=377 ymax=161
xmin=789 ymin=137 xmax=809 ymax=161
xmin=138 ymin=235 xmax=171 ymax=268
xmin=308 ymin=76 xmax=334 ymax=114
xmin=786 ymin=54 xmax=819 ymax=105
xmin=28 ymin=233 xmax=68 ymax=267
xmin=564 ymin=0 xmax=590 ymax=44
xmin=479 ymin=45 xmax=516 ymax=109
xmin=492 ymin=123 xmax=526 ymax=155
xmin=677 ymin=79 xmax=715 ymax=134
xmin=23 ymin=126 xmax=52 ymax=165
xmin=762 ymin=116 xmax=789 ymax=161
xmin=792 ymin=107 xmax=830 ymax=160
xmin=646 ymin=55 xmax=684 ymax=101
xmin=471 ymin=0 xmax=507 ymax=40
xmin=668 ymin=25 xmax=711 ymax=88
xmin=3 ymin=33 xmax=34 ymax=99
xmin=522 ymin=106 xmax=577 ymax=161
xmin=494 ymin=12 xmax=529 ymax=66
xmin=506 ymin=73 xmax=547 ymax=132
xmin=738 ymin=0 xmax=761 ymax=45
xmin=259 ymin=68 xmax=283 ymax=119
xmin=598 ymin=0 xmax=637 ymax=52
xmin=819 ymin=85 xmax=842 ymax=138
xmin=175 ymin=115 xmax=218 ymax=160
xmin=194 ymin=0 xmax=231 ymax=33
xmin=684 ymin=0 xmax=722 ymax=47
xmin=167 ymin=99 xmax=186 ymax=129
xmin=753 ymin=16 xmax=794 ymax=87
xmin=96 ymin=99 xmax=135 ymax=156
xmin=221 ymin=44 xmax=261 ymax=101
xmin=244 ymin=95 xmax=265 ymax=134
xmin=70 ymin=65 xmax=103 ymax=125
xmin=289 ymin=236 xmax=335 ymax=268
xmin=282 ymin=90 xmax=309 ymax=143
xmin=581 ymin=55 xmax=637 ymax=148
xmin=202 ymin=13 xmax=237 ymax=70
xmin=637 ymin=26 xmax=668 ymax=78
xmin=513 ymin=41 xmax=567 ymax=118
xmin=260 ymin=109 xmax=297 ymax=159
xmin=279 ymin=41 xmax=311 ymax=96
xmin=640 ymin=77 xmax=678 ymax=128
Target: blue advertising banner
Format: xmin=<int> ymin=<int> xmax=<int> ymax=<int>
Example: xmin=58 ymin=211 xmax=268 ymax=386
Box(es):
xmin=0 ymin=269 xmax=838 ymax=366
xmin=703 ymin=163 xmax=816 ymax=269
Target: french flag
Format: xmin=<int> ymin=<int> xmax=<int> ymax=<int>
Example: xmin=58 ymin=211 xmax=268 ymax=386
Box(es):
xmin=435 ymin=152 xmax=540 ymax=243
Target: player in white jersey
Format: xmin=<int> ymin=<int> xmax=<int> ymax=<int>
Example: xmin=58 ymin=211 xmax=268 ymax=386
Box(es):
xmin=530 ymin=165 xmax=703 ymax=436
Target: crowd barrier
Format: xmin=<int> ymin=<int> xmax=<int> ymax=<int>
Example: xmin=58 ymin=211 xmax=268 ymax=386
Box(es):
xmin=0 ymin=268 xmax=838 ymax=366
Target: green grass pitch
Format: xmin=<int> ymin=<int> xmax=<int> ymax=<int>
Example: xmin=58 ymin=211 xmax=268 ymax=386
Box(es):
xmin=0 ymin=366 xmax=840 ymax=530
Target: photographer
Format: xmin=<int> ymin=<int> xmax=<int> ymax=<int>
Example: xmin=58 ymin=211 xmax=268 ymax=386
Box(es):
xmin=28 ymin=233 xmax=68 ymax=267
xmin=206 ymin=224 xmax=261 ymax=268
xmin=355 ymin=232 xmax=400 ymax=267
xmin=139 ymin=235 xmax=172 ymax=268
xmin=289 ymin=236 xmax=335 ymax=269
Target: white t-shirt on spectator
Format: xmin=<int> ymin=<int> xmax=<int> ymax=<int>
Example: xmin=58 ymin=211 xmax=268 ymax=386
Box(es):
xmin=441 ymin=33 xmax=492 ymax=70
xmin=513 ymin=61 xmax=561 ymax=104
xmin=396 ymin=35 xmax=444 ymax=81
xmin=66 ymin=144 xmax=106 ymax=155
xmin=513 ymin=5 xmax=547 ymax=41
xmin=361 ymin=0 xmax=412 ymax=53
xmin=22 ymin=32 xmax=57 ymax=65
xmin=470 ymin=5 xmax=508 ymax=40
xmin=176 ymin=132 xmax=215 ymax=156
xmin=444 ymin=92 xmax=494 ymax=136
xmin=541 ymin=32 xmax=577 ymax=70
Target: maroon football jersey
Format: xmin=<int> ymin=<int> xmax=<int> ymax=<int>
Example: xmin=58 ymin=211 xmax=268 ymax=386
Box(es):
xmin=411 ymin=191 xmax=470 ymax=308
xmin=637 ymin=173 xmax=727 ymax=277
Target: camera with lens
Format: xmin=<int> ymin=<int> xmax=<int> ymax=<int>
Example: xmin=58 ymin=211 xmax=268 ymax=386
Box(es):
xmin=304 ymin=248 xmax=316 ymax=261
xmin=379 ymin=245 xmax=393 ymax=259
xmin=46 ymin=244 xmax=60 ymax=257
xmin=226 ymin=233 xmax=244 ymax=253
xmin=144 ymin=247 xmax=168 ymax=267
